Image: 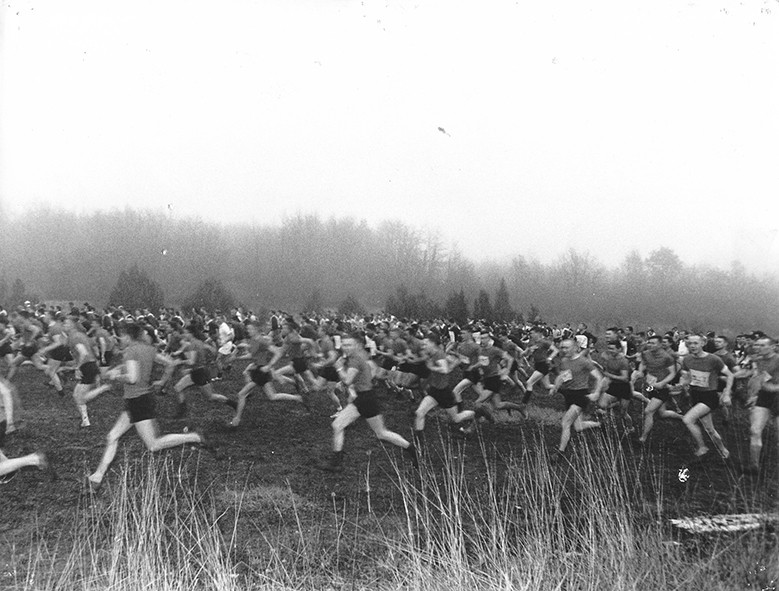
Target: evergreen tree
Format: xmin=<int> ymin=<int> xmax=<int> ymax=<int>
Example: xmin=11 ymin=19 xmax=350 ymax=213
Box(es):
xmin=445 ymin=289 xmax=469 ymax=324
xmin=493 ymin=278 xmax=514 ymax=322
xmin=181 ymin=277 xmax=235 ymax=312
xmin=108 ymin=265 xmax=164 ymax=311
xmin=473 ymin=290 xmax=493 ymax=322
xmin=338 ymin=294 xmax=365 ymax=316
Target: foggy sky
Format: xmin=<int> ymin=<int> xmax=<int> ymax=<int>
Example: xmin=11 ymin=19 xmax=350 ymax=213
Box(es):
xmin=2 ymin=0 xmax=778 ymax=273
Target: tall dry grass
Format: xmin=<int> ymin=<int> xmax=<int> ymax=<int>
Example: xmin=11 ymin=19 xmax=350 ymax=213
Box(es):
xmin=5 ymin=426 xmax=778 ymax=590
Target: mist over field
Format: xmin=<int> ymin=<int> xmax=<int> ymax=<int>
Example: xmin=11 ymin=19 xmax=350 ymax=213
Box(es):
xmin=0 ymin=207 xmax=776 ymax=334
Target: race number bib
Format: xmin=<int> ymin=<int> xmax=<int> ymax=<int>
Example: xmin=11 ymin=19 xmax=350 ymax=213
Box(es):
xmin=645 ymin=374 xmax=658 ymax=387
xmin=479 ymin=355 xmax=490 ymax=367
xmin=690 ymin=369 xmax=710 ymax=389
xmin=559 ymin=369 xmax=573 ymax=383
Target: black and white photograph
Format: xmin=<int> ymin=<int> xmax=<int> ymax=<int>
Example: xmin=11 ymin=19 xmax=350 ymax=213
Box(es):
xmin=1 ymin=1 xmax=778 ymax=588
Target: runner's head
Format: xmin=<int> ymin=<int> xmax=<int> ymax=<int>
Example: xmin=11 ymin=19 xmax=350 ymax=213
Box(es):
xmin=713 ymin=335 xmax=729 ymax=352
xmin=755 ymin=336 xmax=776 ymax=357
xmin=560 ymin=338 xmax=578 ymax=357
xmin=686 ymin=333 xmax=704 ymax=354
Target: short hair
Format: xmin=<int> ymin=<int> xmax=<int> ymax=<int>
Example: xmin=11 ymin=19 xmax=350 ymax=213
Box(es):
xmin=606 ymin=327 xmax=619 ymax=333
xmin=647 ymin=334 xmax=662 ymax=343
xmin=757 ymin=336 xmax=777 ymax=345
xmin=122 ymin=323 xmax=144 ymax=341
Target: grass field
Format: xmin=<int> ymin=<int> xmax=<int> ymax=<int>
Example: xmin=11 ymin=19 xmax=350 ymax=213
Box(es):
xmin=1 ymin=360 xmax=778 ymax=590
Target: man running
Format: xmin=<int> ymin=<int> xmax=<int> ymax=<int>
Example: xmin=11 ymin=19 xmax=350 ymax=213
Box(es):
xmin=551 ymin=338 xmax=603 ymax=458
xmin=413 ymin=333 xmax=490 ymax=445
xmin=64 ymin=316 xmax=111 ymax=428
xmin=1 ymin=377 xmax=49 ymax=481
xmin=740 ymin=336 xmax=779 ymax=474
xmin=321 ymin=334 xmax=416 ymax=472
xmin=636 ymin=334 xmax=684 ymax=445
xmin=597 ymin=341 xmax=635 ymax=434
xmin=679 ymin=334 xmax=733 ymax=461
xmin=521 ymin=326 xmax=557 ymax=405
xmin=473 ymin=333 xmax=524 ymax=416
xmin=228 ymin=321 xmax=306 ymax=429
xmin=173 ymin=324 xmax=236 ymax=419
xmin=87 ymin=323 xmax=213 ymax=491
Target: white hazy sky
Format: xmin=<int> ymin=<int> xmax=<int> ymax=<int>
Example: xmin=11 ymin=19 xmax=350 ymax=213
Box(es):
xmin=2 ymin=0 xmax=778 ymax=273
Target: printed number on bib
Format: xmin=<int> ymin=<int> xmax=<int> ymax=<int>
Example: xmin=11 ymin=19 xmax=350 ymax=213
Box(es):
xmin=559 ymin=369 xmax=573 ymax=383
xmin=690 ymin=369 xmax=710 ymax=389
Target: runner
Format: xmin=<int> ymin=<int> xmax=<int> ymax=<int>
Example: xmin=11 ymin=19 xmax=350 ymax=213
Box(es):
xmin=473 ymin=332 xmax=524 ymax=416
xmin=173 ymin=323 xmax=237 ymax=419
xmin=86 ymin=323 xmax=214 ymax=491
xmin=6 ymin=311 xmax=46 ymax=382
xmin=636 ymin=334 xmax=684 ymax=445
xmin=679 ymin=334 xmax=733 ymax=461
xmin=412 ymin=333 xmax=490 ymax=446
xmin=214 ymin=312 xmax=237 ymax=380
xmin=311 ymin=324 xmax=345 ymax=416
xmin=521 ymin=326 xmax=557 ymax=405
xmin=37 ymin=311 xmax=70 ymax=396
xmin=596 ymin=341 xmax=635 ymax=434
xmin=228 ymin=321 xmax=306 ymax=429
xmin=739 ymin=336 xmax=779 ymax=474
xmin=64 ymin=316 xmax=112 ymax=428
xmin=450 ymin=327 xmax=487 ymax=408
xmin=320 ymin=334 xmax=417 ymax=472
xmin=551 ymin=338 xmax=603 ymax=458
xmin=712 ymin=335 xmax=737 ymax=424
xmin=0 ymin=377 xmax=49 ymax=481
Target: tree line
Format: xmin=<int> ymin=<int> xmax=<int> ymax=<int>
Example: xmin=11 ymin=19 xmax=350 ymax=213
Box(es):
xmin=0 ymin=207 xmax=776 ymax=334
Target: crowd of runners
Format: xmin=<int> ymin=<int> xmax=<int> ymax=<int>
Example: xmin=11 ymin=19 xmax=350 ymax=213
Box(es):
xmin=0 ymin=302 xmax=777 ymax=486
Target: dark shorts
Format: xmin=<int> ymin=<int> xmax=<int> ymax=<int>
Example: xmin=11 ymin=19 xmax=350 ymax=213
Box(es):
xmin=20 ymin=344 xmax=38 ymax=358
xmin=0 ymin=343 xmax=12 ymax=356
xmin=353 ymin=389 xmax=381 ymax=419
xmin=463 ymin=368 xmax=482 ymax=384
xmin=292 ymin=357 xmax=308 ymax=374
xmin=0 ymin=420 xmax=6 ymax=448
xmin=606 ymin=381 xmax=632 ymax=401
xmin=191 ymin=366 xmax=211 ymax=387
xmin=125 ymin=393 xmax=156 ymax=423
xmin=380 ymin=357 xmax=395 ymax=371
xmin=648 ymin=387 xmax=671 ymax=403
xmin=482 ymin=375 xmax=503 ymax=394
xmin=428 ymin=386 xmax=457 ymax=409
xmin=411 ymin=362 xmax=431 ymax=379
xmin=756 ymin=391 xmax=779 ymax=415
xmin=249 ymin=367 xmax=271 ymax=387
xmin=48 ymin=345 xmax=70 ymax=362
xmin=533 ymin=360 xmax=550 ymax=375
xmin=320 ymin=366 xmax=339 ymax=383
xmin=691 ymin=389 xmax=719 ymax=411
xmin=79 ymin=361 xmax=100 ymax=385
xmin=562 ymin=388 xmax=590 ymax=410
xmin=510 ymin=360 xmax=519 ymax=373
xmin=101 ymin=350 xmax=114 ymax=367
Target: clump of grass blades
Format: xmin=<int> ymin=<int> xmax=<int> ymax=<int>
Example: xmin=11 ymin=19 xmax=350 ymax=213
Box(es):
xmin=14 ymin=453 xmax=241 ymax=591
xmin=384 ymin=425 xmax=777 ymax=591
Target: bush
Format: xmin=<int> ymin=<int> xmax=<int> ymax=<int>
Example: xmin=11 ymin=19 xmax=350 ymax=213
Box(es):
xmin=108 ymin=265 xmax=164 ymax=311
xmin=181 ymin=277 xmax=236 ymax=313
